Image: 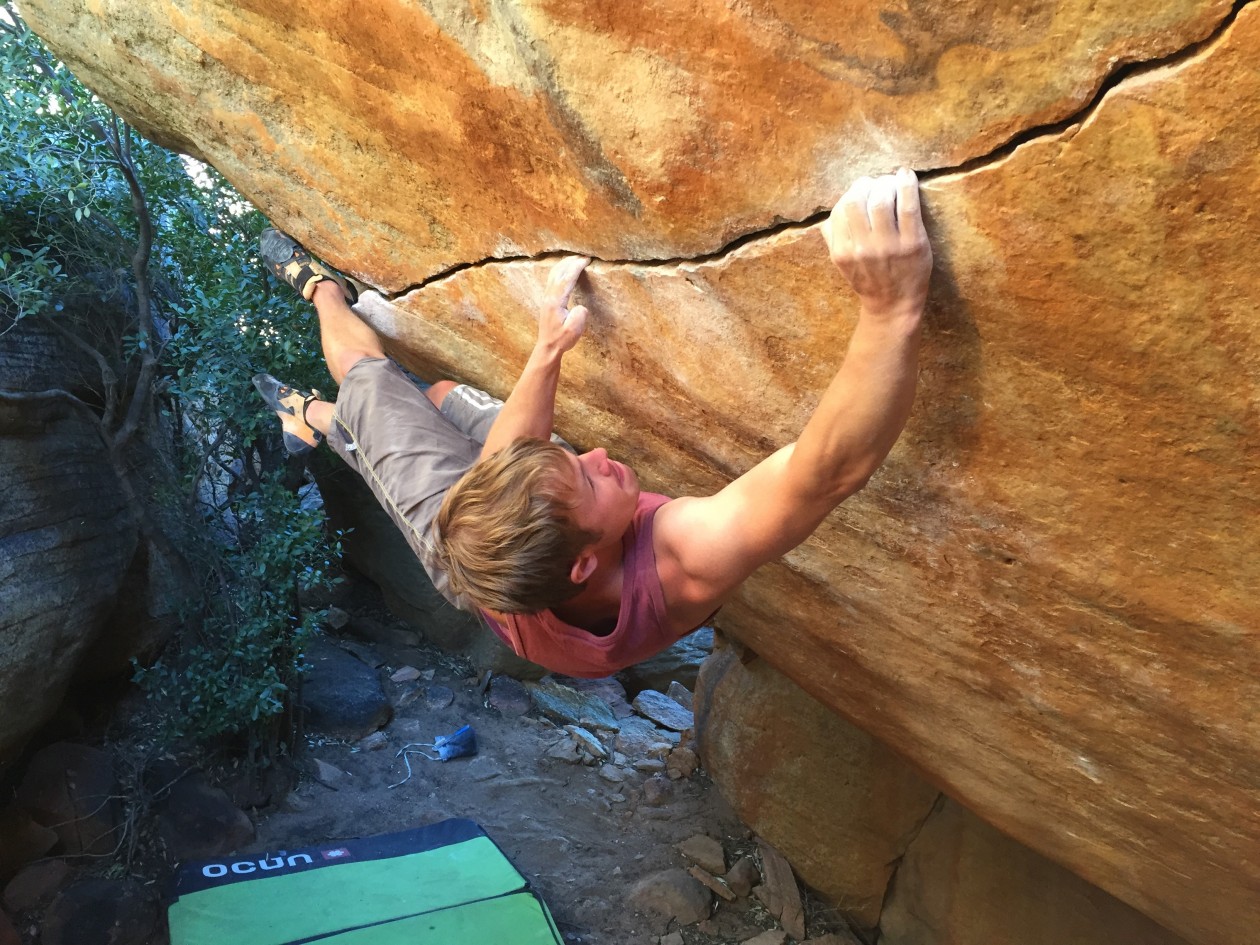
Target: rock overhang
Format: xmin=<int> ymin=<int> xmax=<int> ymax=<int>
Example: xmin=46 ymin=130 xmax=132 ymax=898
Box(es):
xmin=18 ymin=2 xmax=1260 ymax=943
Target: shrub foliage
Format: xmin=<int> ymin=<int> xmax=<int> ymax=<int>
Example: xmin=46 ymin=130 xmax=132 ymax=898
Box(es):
xmin=1 ymin=5 xmax=338 ymax=756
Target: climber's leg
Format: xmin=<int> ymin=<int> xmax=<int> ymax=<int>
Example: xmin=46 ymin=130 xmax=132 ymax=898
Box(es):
xmin=259 ymin=227 xmax=381 ymax=383
xmin=310 ymin=280 xmax=385 ymax=383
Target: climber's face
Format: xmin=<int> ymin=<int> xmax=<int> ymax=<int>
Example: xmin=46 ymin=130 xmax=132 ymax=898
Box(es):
xmin=565 ymin=447 xmax=640 ymax=547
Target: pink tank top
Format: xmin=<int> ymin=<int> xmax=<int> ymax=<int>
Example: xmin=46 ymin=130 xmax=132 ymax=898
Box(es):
xmin=482 ymin=492 xmax=689 ymax=677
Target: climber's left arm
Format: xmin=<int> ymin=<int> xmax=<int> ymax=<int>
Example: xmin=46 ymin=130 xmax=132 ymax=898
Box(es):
xmin=478 ymin=256 xmax=590 ymax=460
xmin=653 ymin=171 xmax=931 ymax=627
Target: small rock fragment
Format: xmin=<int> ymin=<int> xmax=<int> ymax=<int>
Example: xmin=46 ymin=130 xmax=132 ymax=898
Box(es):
xmin=628 ymin=868 xmax=712 ymax=925
xmin=424 ymin=685 xmax=455 ymax=710
xmin=641 ymin=774 xmax=674 ymax=806
xmin=687 ymin=866 xmax=736 ymax=902
xmin=487 ymin=676 xmax=532 ymax=716
xmin=564 ymin=725 xmax=608 ymax=759
xmin=742 ymin=931 xmax=788 ymax=945
xmin=465 ymin=756 xmax=504 ymax=782
xmin=598 ymin=765 xmax=627 ymax=784
xmin=677 ymin=834 xmax=726 ymax=875
xmin=323 ymin=606 xmax=351 ymax=631
xmin=634 ymin=758 xmax=667 ymax=774
xmin=545 ymin=738 xmax=584 ymax=764
xmin=393 ymin=685 xmax=422 ymax=708
xmin=659 ymin=933 xmax=685 ymax=945
xmin=563 ymin=676 xmax=636 ymax=718
xmin=529 ymin=679 xmax=620 ymax=730
xmin=666 ymin=680 xmax=693 ymax=710
xmin=358 ymin=731 xmax=389 ymax=751
xmin=312 ymin=759 xmax=348 ymax=788
xmin=349 ymin=615 xmax=420 ymax=648
xmin=724 ymin=856 xmax=760 ymax=898
xmin=390 ymin=665 xmax=422 ymax=683
xmin=667 ymin=746 xmax=699 ymax=780
xmin=754 ymin=839 xmax=805 ymax=942
xmin=614 ymin=716 xmax=675 ymax=759
xmin=632 ymin=690 xmax=695 ymax=731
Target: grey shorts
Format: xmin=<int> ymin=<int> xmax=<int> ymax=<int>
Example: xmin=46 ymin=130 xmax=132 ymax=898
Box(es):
xmin=327 ymin=358 xmax=507 ymax=608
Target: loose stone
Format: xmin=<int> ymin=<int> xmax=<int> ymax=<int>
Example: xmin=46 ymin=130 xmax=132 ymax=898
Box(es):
xmin=632 ymin=690 xmax=695 ymax=732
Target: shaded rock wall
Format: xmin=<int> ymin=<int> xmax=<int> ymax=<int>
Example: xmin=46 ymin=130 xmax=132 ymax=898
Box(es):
xmin=0 ymin=313 xmax=173 ymax=765
xmin=22 ymin=3 xmax=1260 ymax=943
xmin=0 ymin=389 xmax=136 ymax=764
xmin=695 ymin=643 xmax=941 ymax=931
xmin=695 ymin=641 xmax=1195 ymax=945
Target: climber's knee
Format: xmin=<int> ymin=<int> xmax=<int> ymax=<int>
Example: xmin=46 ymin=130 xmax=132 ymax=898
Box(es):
xmin=425 ymin=380 xmax=459 ymax=410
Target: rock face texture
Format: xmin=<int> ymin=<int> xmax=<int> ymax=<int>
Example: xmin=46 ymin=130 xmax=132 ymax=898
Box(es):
xmin=695 ymin=643 xmax=941 ymax=930
xmin=19 ymin=0 xmax=1232 ymax=289
xmin=696 ymin=641 xmax=1195 ymax=944
xmin=0 ymin=345 xmax=137 ymax=766
xmin=880 ymin=798 xmax=1194 ymax=945
xmin=22 ymin=3 xmax=1260 ymax=944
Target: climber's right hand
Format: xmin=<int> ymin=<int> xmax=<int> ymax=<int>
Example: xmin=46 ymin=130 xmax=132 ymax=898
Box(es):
xmin=820 ymin=169 xmax=932 ymax=321
xmin=536 ymin=255 xmax=590 ymax=357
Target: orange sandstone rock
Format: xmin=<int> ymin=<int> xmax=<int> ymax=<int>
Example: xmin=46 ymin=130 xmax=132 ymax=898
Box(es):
xmin=19 ymin=2 xmax=1260 ymax=943
xmin=22 ymin=0 xmax=1232 ymax=289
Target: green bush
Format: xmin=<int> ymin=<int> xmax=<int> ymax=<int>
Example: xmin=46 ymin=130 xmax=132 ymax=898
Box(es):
xmin=2 ymin=5 xmax=339 ymax=754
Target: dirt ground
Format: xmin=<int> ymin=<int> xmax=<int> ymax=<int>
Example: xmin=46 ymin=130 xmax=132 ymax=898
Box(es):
xmin=234 ymin=584 xmax=821 ymax=945
xmin=251 ymin=643 xmax=783 ymax=945
xmin=13 ymin=580 xmax=849 ymax=944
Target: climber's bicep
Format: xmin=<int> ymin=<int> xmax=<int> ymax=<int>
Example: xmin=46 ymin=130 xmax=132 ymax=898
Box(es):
xmin=654 ymin=444 xmax=831 ymax=606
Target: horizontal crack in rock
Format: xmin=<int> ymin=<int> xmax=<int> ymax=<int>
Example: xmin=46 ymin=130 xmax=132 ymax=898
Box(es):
xmin=385 ymin=0 xmax=1251 ymax=302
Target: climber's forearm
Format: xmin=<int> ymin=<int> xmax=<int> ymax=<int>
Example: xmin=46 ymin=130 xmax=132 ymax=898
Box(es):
xmin=787 ymin=301 xmax=922 ymax=504
xmin=478 ymin=256 xmax=590 ymax=459
xmin=478 ymin=344 xmax=564 ymax=459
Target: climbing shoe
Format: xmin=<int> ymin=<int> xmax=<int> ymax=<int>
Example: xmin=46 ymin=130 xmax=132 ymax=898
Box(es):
xmin=259 ymin=228 xmax=359 ymax=305
xmin=252 ymin=372 xmax=324 ymax=455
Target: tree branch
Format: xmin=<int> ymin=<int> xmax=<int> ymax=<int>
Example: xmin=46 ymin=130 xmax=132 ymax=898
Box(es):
xmin=43 ymin=316 xmax=121 ymax=429
xmin=92 ymin=118 xmax=158 ymax=451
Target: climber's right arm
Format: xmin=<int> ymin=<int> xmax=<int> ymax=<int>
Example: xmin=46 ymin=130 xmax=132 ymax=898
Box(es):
xmin=652 ymin=170 xmax=932 ymax=626
xmin=478 ymin=256 xmax=590 ymax=460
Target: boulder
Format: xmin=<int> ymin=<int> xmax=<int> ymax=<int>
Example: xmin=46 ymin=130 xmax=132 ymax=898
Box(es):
xmin=879 ymin=799 xmax=1192 ymax=945
xmin=696 ymin=645 xmax=939 ymax=929
xmin=628 ymin=868 xmax=713 ymax=928
xmin=155 ymin=773 xmax=256 ymax=861
xmin=15 ymin=743 xmax=119 ymax=858
xmin=0 ymin=807 xmax=57 ymax=885
xmin=3 ymin=859 xmax=72 ymax=913
xmin=300 ymin=640 xmax=392 ymax=740
xmin=41 ymin=879 xmax=159 ymax=945
xmin=0 ymin=394 xmax=136 ymax=765
xmin=20 ymin=2 xmax=1260 ymax=941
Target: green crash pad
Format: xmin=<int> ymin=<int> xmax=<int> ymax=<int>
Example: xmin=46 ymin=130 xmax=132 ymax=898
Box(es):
xmin=167 ymin=819 xmax=562 ymax=945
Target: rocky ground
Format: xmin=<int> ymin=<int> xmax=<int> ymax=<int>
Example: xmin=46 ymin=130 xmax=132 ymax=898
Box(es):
xmin=2 ymin=580 xmax=862 ymax=945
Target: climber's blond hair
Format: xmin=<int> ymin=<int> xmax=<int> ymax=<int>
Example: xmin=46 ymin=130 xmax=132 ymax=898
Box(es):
xmin=432 ymin=437 xmax=598 ymax=614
